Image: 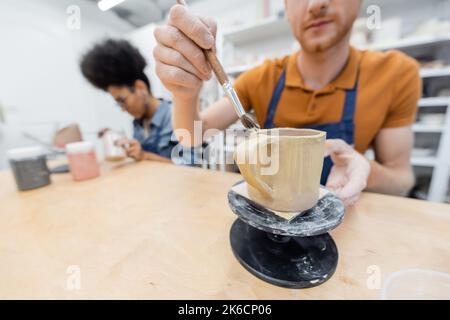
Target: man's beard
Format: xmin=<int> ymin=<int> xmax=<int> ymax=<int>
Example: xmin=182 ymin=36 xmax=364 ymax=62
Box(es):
xmin=300 ymin=21 xmax=353 ymax=53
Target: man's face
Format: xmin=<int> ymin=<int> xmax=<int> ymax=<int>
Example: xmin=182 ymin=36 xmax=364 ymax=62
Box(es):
xmin=107 ymin=82 xmax=148 ymax=119
xmin=285 ymin=0 xmax=361 ymax=53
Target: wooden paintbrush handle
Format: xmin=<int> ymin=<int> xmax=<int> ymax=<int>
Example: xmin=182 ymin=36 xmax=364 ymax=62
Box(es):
xmin=203 ymin=50 xmax=229 ymax=85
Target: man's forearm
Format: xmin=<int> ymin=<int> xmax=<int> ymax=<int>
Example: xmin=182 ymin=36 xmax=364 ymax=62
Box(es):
xmin=172 ymin=95 xmax=203 ymax=147
xmin=366 ymin=160 xmax=415 ymax=196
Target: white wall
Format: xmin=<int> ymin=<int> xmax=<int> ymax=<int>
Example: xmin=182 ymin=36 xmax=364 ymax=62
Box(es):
xmin=126 ymin=24 xmax=172 ymax=102
xmin=0 ymin=0 xmax=134 ymax=169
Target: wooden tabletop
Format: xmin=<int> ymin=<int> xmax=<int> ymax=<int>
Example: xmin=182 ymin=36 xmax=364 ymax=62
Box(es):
xmin=0 ymin=161 xmax=449 ymax=299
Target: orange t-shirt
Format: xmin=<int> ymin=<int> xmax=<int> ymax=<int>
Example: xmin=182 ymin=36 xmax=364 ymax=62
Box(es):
xmin=234 ymin=47 xmax=422 ymax=153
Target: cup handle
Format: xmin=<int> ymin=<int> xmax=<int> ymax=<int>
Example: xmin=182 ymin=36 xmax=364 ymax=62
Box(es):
xmin=234 ymin=136 xmax=273 ymax=199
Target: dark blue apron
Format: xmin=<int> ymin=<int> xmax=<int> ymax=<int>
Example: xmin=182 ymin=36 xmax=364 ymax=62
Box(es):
xmin=134 ymin=99 xmax=168 ymax=155
xmin=133 ymin=117 xmax=164 ymax=155
xmin=263 ymin=69 xmax=359 ymax=185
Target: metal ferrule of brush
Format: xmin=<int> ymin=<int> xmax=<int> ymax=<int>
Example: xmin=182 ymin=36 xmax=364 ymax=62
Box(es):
xmin=222 ymin=81 xmax=246 ymax=117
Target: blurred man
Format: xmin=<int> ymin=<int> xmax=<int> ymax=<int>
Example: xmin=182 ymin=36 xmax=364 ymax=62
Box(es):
xmin=80 ymin=39 xmax=174 ymax=163
xmin=153 ymin=0 xmax=421 ymax=205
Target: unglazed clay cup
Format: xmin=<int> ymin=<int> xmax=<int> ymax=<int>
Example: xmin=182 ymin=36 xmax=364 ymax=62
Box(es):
xmin=234 ymin=128 xmax=326 ymax=212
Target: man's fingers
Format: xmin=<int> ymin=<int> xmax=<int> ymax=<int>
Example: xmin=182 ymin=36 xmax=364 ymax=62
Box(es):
xmin=154 ymin=25 xmax=211 ymax=76
xmin=344 ymin=194 xmax=360 ymax=207
xmin=153 ymin=5 xmax=217 ymax=97
xmin=155 ymin=63 xmax=203 ymax=89
xmin=168 ymin=5 xmax=215 ymax=50
xmin=199 ymin=16 xmax=217 ymax=51
xmin=325 ymin=139 xmax=353 ymax=157
xmin=153 ymin=45 xmax=209 ymax=80
xmin=324 ymin=139 xmax=370 ymax=207
xmin=336 ymin=176 xmax=367 ymax=201
xmin=325 ymin=166 xmax=345 ymax=189
xmin=199 ymin=16 xmax=217 ymax=37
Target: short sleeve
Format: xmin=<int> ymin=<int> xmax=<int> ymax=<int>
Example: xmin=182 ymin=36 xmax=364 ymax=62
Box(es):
xmin=382 ymin=55 xmax=422 ymax=128
xmin=233 ymin=65 xmax=265 ymax=112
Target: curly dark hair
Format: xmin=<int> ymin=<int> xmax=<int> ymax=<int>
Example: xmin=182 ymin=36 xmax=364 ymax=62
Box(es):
xmin=80 ymin=39 xmax=151 ymax=93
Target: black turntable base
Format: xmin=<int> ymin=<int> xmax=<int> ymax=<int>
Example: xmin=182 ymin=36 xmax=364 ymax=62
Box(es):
xmin=228 ymin=181 xmax=345 ymax=289
xmin=230 ymin=219 xmax=338 ymax=289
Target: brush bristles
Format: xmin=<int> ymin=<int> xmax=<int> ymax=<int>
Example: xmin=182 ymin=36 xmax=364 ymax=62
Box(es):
xmin=241 ymin=114 xmax=260 ymax=130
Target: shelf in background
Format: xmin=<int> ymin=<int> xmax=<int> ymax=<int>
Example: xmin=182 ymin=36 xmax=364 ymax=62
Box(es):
xmin=420 ymin=66 xmax=450 ymax=78
xmin=418 ymin=97 xmax=450 ymax=107
xmin=411 ymin=156 xmax=437 ymax=167
xmin=412 ymin=124 xmax=444 ymax=133
xmin=366 ymin=34 xmax=450 ymax=52
xmin=222 ymin=17 xmax=291 ymax=45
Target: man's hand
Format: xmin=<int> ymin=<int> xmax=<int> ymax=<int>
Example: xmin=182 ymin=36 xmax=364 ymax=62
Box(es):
xmin=153 ymin=4 xmax=216 ymax=100
xmin=117 ymin=139 xmax=144 ymax=161
xmin=325 ymin=139 xmax=371 ymax=206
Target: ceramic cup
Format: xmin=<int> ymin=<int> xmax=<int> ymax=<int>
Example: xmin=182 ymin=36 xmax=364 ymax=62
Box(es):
xmin=101 ymin=129 xmax=127 ymax=162
xmin=66 ymin=141 xmax=100 ymax=182
xmin=234 ymin=128 xmax=326 ymax=212
xmin=7 ymin=146 xmax=51 ymax=191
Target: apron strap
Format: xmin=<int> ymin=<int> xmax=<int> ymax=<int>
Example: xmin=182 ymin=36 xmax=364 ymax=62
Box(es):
xmin=264 ymin=70 xmax=287 ymax=129
xmin=342 ymin=81 xmax=358 ymax=122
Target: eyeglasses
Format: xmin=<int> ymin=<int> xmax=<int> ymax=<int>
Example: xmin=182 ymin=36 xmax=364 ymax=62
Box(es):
xmin=114 ymin=87 xmax=134 ymax=109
